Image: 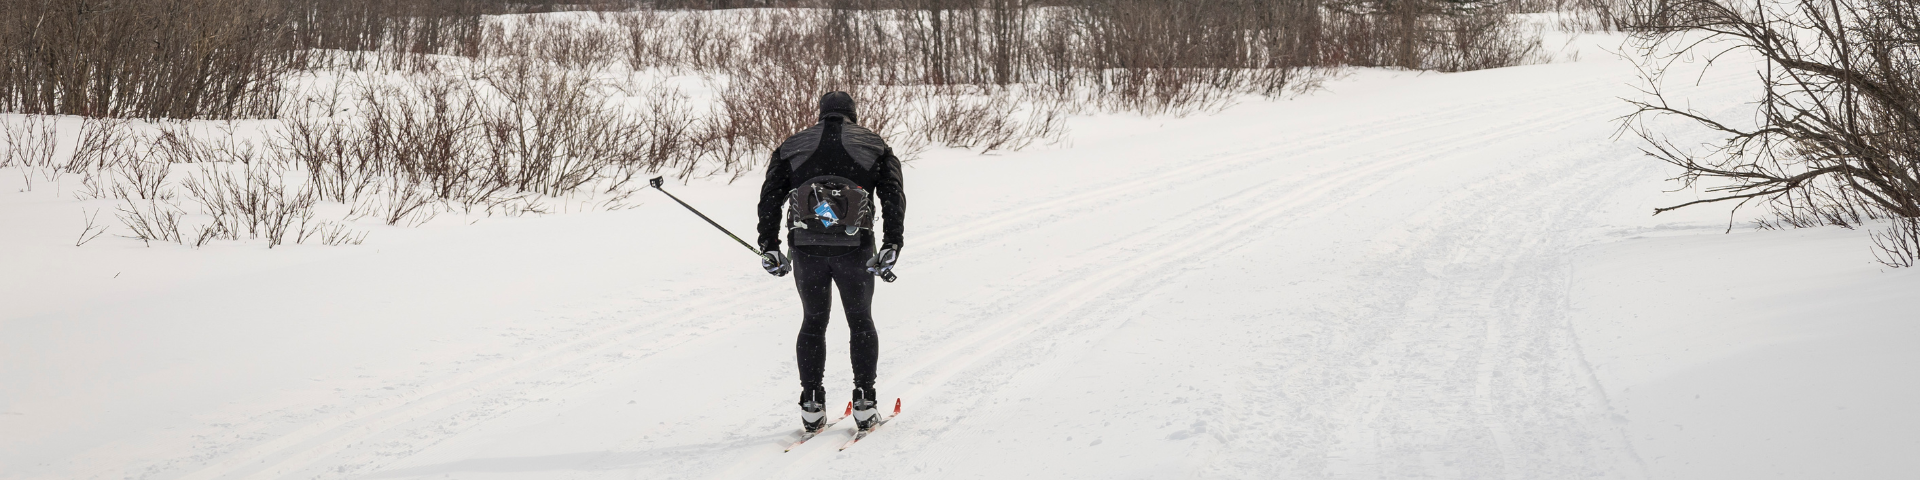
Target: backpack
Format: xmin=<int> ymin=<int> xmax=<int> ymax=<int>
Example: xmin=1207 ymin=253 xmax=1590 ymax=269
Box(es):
xmin=786 ymin=175 xmax=873 ymax=246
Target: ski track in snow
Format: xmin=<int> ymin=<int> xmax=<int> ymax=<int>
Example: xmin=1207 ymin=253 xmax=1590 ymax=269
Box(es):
xmin=9 ymin=50 xmax=1787 ymax=480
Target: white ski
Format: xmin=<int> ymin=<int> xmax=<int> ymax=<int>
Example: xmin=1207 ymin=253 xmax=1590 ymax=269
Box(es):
xmin=784 ymin=402 xmax=852 ymax=452
xmin=837 ymin=398 xmax=901 ymax=451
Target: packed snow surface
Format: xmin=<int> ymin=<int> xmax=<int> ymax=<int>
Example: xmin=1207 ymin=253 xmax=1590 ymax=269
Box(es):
xmin=4 ymin=35 xmax=1916 ymax=479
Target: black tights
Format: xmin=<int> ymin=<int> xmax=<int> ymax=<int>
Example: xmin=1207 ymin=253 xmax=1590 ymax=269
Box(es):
xmin=792 ymin=246 xmax=878 ymax=391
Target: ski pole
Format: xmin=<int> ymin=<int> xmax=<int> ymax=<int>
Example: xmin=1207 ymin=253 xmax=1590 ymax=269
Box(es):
xmin=649 ymin=177 xmax=768 ymax=261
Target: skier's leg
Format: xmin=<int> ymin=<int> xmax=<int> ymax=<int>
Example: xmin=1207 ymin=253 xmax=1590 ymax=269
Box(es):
xmin=792 ymin=250 xmax=835 ymax=393
xmin=829 ymin=248 xmax=879 ymax=391
xmin=826 ymin=248 xmax=883 ymax=429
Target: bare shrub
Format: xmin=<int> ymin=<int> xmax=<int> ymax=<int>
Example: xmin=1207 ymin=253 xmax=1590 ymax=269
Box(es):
xmin=356 ymin=180 xmax=439 ymax=227
xmin=153 ymin=123 xmax=271 ymax=165
xmin=1625 ymin=0 xmax=1919 ymax=264
xmin=1547 ymin=0 xmax=1651 ymax=32
xmin=612 ymin=9 xmax=750 ymax=73
xmin=181 ymin=166 xmax=317 ymax=247
xmin=1063 ymin=1 xmax=1316 ymax=108
xmin=1431 ymin=6 xmax=1547 ymax=71
xmin=280 ymin=113 xmax=383 ymax=206
xmin=152 ymin=125 xmax=221 ymax=165
xmin=74 ymin=169 xmax=111 ymax=200
xmin=75 ymin=208 xmax=109 ymax=247
xmin=627 ymin=84 xmax=701 ymax=181
xmin=681 ymin=12 xmax=748 ymax=71
xmin=0 ymin=116 xmax=53 ymax=165
xmin=2 ymin=115 xmax=58 ymax=187
xmin=1625 ymin=1 xmax=1919 ymax=221
xmin=615 ymin=9 xmax=670 ymax=71
xmin=67 ymin=117 xmax=136 ymax=171
xmin=301 ymin=220 xmax=369 ymax=246
xmin=359 ymin=79 xmax=485 ymax=201
xmin=915 ymin=87 xmax=1068 ymax=152
xmin=521 ymin=15 xmax=625 ymax=73
xmin=475 ymin=50 xmax=661 ymax=195
xmin=115 ymin=198 xmax=186 ymax=246
xmin=109 ymin=159 xmax=175 ymax=202
xmin=1322 ymin=0 xmax=1546 ymax=72
xmin=1872 ymin=217 xmax=1920 ymax=268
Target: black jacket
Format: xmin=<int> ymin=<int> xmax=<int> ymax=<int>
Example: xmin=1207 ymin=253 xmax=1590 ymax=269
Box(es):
xmin=757 ymin=117 xmax=905 ymax=255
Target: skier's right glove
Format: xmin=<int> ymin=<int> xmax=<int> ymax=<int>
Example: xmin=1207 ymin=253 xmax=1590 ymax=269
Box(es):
xmin=866 ymin=244 xmax=898 ymax=283
xmin=762 ymin=249 xmax=791 ymax=277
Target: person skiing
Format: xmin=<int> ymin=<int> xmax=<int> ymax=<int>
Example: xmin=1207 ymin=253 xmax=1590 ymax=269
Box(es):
xmin=757 ymin=91 xmax=904 ymax=434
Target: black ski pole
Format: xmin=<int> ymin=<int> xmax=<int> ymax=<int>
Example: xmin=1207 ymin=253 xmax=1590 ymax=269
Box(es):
xmin=649 ymin=177 xmax=768 ymax=261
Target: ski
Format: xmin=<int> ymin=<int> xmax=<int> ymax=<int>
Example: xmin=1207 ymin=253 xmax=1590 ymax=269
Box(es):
xmin=837 ymin=398 xmax=902 ymax=451
xmin=784 ymin=402 xmax=852 ymax=452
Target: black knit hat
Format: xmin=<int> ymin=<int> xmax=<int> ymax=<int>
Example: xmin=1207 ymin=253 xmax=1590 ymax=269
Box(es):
xmin=819 ymin=91 xmax=857 ymax=123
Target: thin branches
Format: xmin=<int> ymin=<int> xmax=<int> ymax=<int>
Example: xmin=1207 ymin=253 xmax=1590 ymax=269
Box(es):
xmin=1623 ymin=0 xmax=1920 ymax=264
xmin=75 ymin=208 xmax=108 ymax=246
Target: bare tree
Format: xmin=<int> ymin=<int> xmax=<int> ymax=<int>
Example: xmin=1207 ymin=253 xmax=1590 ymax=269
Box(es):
xmin=1623 ymin=0 xmax=1920 ymax=264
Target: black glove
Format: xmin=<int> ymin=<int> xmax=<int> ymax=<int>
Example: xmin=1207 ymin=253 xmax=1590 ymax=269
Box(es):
xmin=866 ymin=244 xmax=899 ymax=282
xmin=762 ymin=249 xmax=790 ymax=277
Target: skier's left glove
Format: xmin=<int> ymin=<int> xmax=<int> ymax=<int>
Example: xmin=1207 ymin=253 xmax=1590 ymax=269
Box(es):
xmin=866 ymin=244 xmax=899 ymax=282
xmin=762 ymin=249 xmax=791 ymax=277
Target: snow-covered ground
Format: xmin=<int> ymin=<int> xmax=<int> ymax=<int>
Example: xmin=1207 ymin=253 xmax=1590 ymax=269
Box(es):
xmin=4 ymin=33 xmax=1916 ymax=480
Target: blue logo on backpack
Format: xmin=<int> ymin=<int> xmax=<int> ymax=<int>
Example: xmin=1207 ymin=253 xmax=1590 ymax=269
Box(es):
xmin=814 ymin=201 xmax=838 ymax=228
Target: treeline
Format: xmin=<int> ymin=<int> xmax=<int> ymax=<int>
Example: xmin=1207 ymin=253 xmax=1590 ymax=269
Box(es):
xmin=0 ymin=0 xmax=295 ymax=118
xmin=0 ymin=0 xmax=590 ymax=118
xmin=2 ymin=0 xmax=1555 ymax=120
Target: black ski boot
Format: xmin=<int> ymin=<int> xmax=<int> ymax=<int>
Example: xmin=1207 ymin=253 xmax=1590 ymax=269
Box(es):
xmin=851 ymin=386 xmax=880 ymax=430
xmin=799 ymin=386 xmax=828 ymax=432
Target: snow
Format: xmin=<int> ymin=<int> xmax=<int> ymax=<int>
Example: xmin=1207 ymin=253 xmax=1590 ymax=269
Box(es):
xmin=1570 ymin=224 xmax=1920 ymax=479
xmin=4 ymin=32 xmax=1917 ymax=480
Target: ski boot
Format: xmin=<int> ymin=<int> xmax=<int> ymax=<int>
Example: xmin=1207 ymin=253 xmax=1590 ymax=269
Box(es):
xmin=851 ymin=386 xmax=880 ymax=430
xmin=800 ymin=386 xmax=828 ymax=433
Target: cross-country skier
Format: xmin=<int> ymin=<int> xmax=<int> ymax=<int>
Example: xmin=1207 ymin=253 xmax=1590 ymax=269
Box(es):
xmin=757 ymin=91 xmax=904 ymax=434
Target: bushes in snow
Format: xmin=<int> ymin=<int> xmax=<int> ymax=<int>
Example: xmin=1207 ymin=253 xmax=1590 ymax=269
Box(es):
xmin=0 ymin=0 xmax=297 ymax=119
xmin=4 ymin=115 xmax=371 ymax=247
xmin=4 ymin=0 xmax=1567 ymax=248
xmin=4 ymin=0 xmax=1553 ymax=122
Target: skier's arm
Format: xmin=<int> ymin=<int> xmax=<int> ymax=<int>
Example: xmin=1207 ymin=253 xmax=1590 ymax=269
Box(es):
xmin=757 ymin=152 xmax=792 ymax=252
xmin=875 ymin=149 xmax=905 ymax=249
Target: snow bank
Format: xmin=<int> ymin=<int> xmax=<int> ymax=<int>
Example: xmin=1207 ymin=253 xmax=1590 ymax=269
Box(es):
xmin=1570 ymin=220 xmax=1920 ymax=480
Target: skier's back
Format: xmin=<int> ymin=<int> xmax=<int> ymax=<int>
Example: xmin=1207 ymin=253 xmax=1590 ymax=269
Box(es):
xmin=756 ymin=91 xmax=904 ymax=434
